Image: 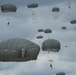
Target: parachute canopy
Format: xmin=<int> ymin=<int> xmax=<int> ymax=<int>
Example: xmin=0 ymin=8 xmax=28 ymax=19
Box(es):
xmin=70 ymin=20 xmax=76 ymax=24
xmin=0 ymin=38 xmax=40 ymax=62
xmin=1 ymin=4 xmax=17 ymax=12
xmin=62 ymin=26 xmax=66 ymax=29
xmin=44 ymin=29 xmax=52 ymax=33
xmin=42 ymin=39 xmax=61 ymax=52
xmin=36 ymin=35 xmax=43 ymax=39
xmin=56 ymin=72 xmax=65 ymax=75
xmin=38 ymin=29 xmax=44 ymax=32
xmin=52 ymin=7 xmax=60 ymax=12
xmin=27 ymin=3 xmax=38 ymax=8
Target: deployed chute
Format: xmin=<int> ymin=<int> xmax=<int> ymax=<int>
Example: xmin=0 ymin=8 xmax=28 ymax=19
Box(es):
xmin=70 ymin=20 xmax=76 ymax=24
xmin=42 ymin=39 xmax=61 ymax=52
xmin=0 ymin=38 xmax=40 ymax=62
xmin=38 ymin=29 xmax=44 ymax=32
xmin=1 ymin=4 xmax=17 ymax=13
xmin=52 ymin=7 xmax=60 ymax=12
xmin=70 ymin=19 xmax=76 ymax=29
xmin=36 ymin=35 xmax=43 ymax=39
xmin=44 ymin=29 xmax=52 ymax=33
xmin=56 ymin=72 xmax=65 ymax=75
xmin=27 ymin=3 xmax=38 ymax=8
xmin=62 ymin=26 xmax=66 ymax=30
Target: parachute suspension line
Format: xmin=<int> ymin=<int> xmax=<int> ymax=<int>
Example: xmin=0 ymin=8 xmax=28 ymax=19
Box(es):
xmin=48 ymin=35 xmax=50 ymax=39
xmin=32 ymin=10 xmax=35 ymax=21
xmin=47 ymin=51 xmax=53 ymax=69
xmin=74 ymin=26 xmax=75 ymax=29
xmin=55 ymin=15 xmax=57 ymax=19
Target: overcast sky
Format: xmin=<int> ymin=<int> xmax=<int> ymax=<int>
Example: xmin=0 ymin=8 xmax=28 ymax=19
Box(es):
xmin=0 ymin=0 xmax=76 ymax=75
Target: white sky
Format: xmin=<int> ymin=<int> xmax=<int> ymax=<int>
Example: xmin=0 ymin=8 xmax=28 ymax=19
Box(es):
xmin=0 ymin=0 xmax=76 ymax=75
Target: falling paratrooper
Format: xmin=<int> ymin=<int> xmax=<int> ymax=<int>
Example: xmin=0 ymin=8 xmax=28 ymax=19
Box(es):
xmin=0 ymin=38 xmax=40 ymax=62
xmin=68 ymin=3 xmax=71 ymax=9
xmin=7 ymin=19 xmax=10 ymax=25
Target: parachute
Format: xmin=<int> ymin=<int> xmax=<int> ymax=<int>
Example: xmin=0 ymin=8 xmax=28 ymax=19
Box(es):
xmin=42 ymin=39 xmax=61 ymax=52
xmin=1 ymin=4 xmax=17 ymax=13
xmin=56 ymin=72 xmax=65 ymax=75
xmin=62 ymin=26 xmax=66 ymax=30
xmin=27 ymin=3 xmax=38 ymax=21
xmin=0 ymin=38 xmax=40 ymax=62
xmin=42 ymin=39 xmax=60 ymax=68
xmin=52 ymin=7 xmax=60 ymax=12
xmin=44 ymin=29 xmax=52 ymax=38
xmin=36 ymin=35 xmax=43 ymax=39
xmin=27 ymin=3 xmax=38 ymax=8
xmin=36 ymin=35 xmax=43 ymax=44
xmin=38 ymin=29 xmax=44 ymax=32
xmin=44 ymin=29 xmax=52 ymax=33
xmin=52 ymin=7 xmax=60 ymax=18
xmin=61 ymin=26 xmax=66 ymax=33
xmin=70 ymin=20 xmax=76 ymax=24
xmin=70 ymin=19 xmax=76 ymax=29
